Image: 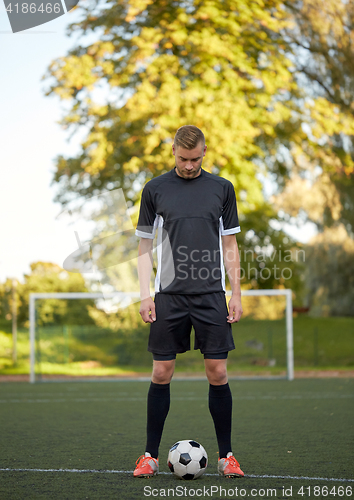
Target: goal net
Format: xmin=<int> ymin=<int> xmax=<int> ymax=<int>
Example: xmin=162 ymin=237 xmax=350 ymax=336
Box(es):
xmin=29 ymin=289 xmax=293 ymax=383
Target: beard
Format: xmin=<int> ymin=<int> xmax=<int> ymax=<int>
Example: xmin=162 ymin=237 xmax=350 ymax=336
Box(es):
xmin=175 ymin=163 xmax=202 ymax=179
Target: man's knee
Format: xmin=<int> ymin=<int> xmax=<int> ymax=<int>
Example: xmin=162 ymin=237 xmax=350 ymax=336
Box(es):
xmin=205 ymin=359 xmax=228 ymax=385
xmin=152 ymin=360 xmax=175 ymax=384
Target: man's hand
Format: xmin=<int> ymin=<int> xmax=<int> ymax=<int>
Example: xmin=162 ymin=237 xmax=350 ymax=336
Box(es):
xmin=139 ymin=297 xmax=156 ymax=323
xmin=227 ymin=295 xmax=243 ymax=323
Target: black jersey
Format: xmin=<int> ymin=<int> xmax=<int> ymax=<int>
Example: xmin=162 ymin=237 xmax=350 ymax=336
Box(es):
xmin=136 ymin=167 xmax=240 ymax=294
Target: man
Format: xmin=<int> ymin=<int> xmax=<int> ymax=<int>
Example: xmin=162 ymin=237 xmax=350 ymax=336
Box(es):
xmin=133 ymin=125 xmax=244 ymax=478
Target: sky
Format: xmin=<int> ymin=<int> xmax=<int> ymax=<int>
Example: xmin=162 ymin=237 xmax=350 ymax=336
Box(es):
xmin=0 ymin=3 xmax=317 ymax=284
xmin=0 ymin=5 xmax=94 ymax=283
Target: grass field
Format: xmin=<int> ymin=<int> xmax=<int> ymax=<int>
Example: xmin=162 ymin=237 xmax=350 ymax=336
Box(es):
xmin=0 ymin=379 xmax=353 ymax=500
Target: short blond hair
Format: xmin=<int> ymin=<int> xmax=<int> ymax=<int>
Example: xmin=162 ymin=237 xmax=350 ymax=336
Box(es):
xmin=174 ymin=125 xmax=205 ymax=149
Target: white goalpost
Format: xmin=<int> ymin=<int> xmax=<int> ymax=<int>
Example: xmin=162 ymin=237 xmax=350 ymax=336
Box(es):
xmin=29 ymin=289 xmax=294 ymax=383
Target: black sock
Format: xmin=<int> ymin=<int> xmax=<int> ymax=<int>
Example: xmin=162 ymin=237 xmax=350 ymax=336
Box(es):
xmin=145 ymin=382 xmax=170 ymax=459
xmin=208 ymin=382 xmax=232 ymax=459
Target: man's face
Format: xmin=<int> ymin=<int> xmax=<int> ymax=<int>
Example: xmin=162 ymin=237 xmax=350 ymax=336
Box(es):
xmin=172 ymin=142 xmax=207 ymax=179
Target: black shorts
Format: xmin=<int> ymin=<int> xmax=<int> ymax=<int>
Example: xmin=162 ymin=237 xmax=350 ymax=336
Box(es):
xmin=148 ymin=292 xmax=235 ymax=357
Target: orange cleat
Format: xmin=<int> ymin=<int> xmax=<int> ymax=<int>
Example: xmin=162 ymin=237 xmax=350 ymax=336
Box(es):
xmin=218 ymin=453 xmax=244 ymax=478
xmin=133 ymin=453 xmax=159 ymax=478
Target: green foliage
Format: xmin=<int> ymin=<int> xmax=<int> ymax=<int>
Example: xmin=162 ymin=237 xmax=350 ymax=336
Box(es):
xmin=43 ymin=0 xmax=296 ymax=212
xmin=22 ymin=262 xmax=97 ymax=327
xmin=0 ymin=322 xmax=30 ymax=372
xmin=38 ymin=0 xmax=354 ymax=315
xmin=305 ymin=226 xmax=354 ymax=316
xmin=291 ymin=316 xmax=354 ymax=367
xmin=0 ymin=262 xmax=96 ymax=327
xmin=1 ymin=315 xmax=353 ymax=375
xmin=281 ymin=0 xmax=354 ymax=233
xmin=236 ymin=206 xmax=306 ymax=300
xmin=43 ymin=0 xmax=354 ymax=224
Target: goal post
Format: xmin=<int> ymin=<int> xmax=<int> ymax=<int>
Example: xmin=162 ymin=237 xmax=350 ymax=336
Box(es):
xmin=233 ymin=289 xmax=294 ymax=381
xmin=29 ymin=289 xmax=294 ymax=383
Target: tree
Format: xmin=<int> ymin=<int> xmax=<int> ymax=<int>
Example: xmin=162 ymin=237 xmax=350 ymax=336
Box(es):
xmin=268 ymin=0 xmax=354 ymax=315
xmin=43 ymin=0 xmax=296 ymax=214
xmin=42 ymin=0 xmax=353 ymax=302
xmin=16 ymin=262 xmax=96 ymax=327
xmin=42 ymin=0 xmax=309 ymax=293
xmin=305 ymin=225 xmax=354 ymax=316
xmin=276 ymin=0 xmax=354 ymax=234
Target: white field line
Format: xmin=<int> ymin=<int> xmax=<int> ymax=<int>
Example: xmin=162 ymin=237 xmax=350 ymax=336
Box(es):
xmin=0 ymin=394 xmax=353 ymax=404
xmin=0 ymin=468 xmax=353 ymax=483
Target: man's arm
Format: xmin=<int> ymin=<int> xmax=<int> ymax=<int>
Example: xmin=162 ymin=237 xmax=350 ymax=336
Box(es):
xmin=221 ymin=234 xmax=243 ymax=323
xmin=137 ymin=237 xmax=156 ymax=323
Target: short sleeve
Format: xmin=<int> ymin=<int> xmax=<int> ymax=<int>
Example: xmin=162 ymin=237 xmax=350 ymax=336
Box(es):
xmin=135 ymin=184 xmax=158 ymax=239
xmin=220 ymin=182 xmax=240 ymax=235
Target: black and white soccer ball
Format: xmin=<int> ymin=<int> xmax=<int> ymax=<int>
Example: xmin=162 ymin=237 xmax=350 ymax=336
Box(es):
xmin=167 ymin=440 xmax=208 ymax=480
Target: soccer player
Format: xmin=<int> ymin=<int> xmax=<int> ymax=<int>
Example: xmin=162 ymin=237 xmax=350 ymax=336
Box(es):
xmin=133 ymin=125 xmax=244 ymax=478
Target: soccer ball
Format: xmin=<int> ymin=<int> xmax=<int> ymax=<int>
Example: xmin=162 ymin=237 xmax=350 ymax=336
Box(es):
xmin=167 ymin=440 xmax=208 ymax=480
